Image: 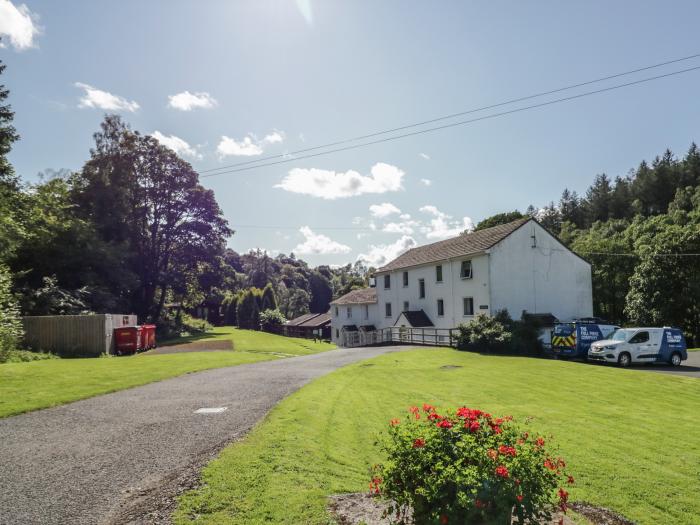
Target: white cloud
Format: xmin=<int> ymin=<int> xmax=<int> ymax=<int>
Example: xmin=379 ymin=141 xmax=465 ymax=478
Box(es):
xmin=357 ymin=235 xmax=417 ymax=268
xmin=275 ymin=162 xmax=405 ymax=200
xmin=262 ymin=130 xmax=284 ymax=144
xmin=167 ymin=91 xmax=217 ymax=111
xmin=151 ymin=131 xmax=201 ymax=159
xmin=419 ymin=152 xmax=430 ymax=160
xmin=420 ymin=178 xmax=433 ymax=186
xmin=369 ymin=202 xmax=401 ymax=218
xmin=0 ymin=0 xmax=39 ymax=50
xmin=75 ymin=83 xmax=139 ymax=112
xmin=216 ymin=130 xmax=285 ymax=157
xmin=217 ymin=135 xmax=262 ymax=157
xmin=399 ymin=213 xmax=411 ymax=220
xmin=293 ymin=226 xmax=351 ymax=255
xmin=419 ymin=205 xmax=474 ymax=240
xmin=382 ymin=220 xmax=420 ymax=235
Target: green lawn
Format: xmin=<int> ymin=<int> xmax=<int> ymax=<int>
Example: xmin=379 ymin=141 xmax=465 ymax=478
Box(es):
xmin=175 ymin=349 xmax=700 ymax=525
xmin=688 ymin=347 xmax=700 ymax=352
xmin=0 ymin=328 xmax=335 ymax=418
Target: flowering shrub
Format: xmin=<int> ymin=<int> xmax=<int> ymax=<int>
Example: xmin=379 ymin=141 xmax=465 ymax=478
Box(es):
xmin=455 ymin=314 xmax=511 ymax=352
xmin=372 ymin=405 xmax=573 ymax=524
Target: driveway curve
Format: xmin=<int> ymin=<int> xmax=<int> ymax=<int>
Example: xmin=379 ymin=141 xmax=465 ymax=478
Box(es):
xmin=0 ymin=345 xmax=404 ymax=525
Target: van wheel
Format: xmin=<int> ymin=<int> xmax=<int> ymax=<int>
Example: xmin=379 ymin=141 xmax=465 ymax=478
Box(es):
xmin=618 ymin=352 xmax=631 ymax=368
xmin=670 ymin=352 xmax=682 ymax=367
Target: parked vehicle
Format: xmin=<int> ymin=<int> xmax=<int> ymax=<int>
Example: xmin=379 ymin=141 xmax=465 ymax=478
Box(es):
xmin=549 ymin=320 xmax=619 ymax=359
xmin=588 ymin=327 xmax=687 ymax=367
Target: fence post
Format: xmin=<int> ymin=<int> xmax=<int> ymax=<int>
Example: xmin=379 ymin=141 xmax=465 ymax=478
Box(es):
xmin=449 ymin=329 xmax=453 ymax=348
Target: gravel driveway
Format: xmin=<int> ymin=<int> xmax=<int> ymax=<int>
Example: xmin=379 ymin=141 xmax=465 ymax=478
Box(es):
xmin=0 ymin=345 xmax=404 ymax=525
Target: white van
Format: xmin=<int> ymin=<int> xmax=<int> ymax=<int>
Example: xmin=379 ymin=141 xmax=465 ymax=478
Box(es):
xmin=588 ymin=327 xmax=687 ymax=367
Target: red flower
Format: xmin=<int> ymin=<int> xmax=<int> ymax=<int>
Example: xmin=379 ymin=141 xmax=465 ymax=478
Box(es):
xmin=535 ymin=437 xmax=545 ymax=447
xmin=412 ymin=438 xmax=426 ymax=448
xmin=498 ymin=445 xmax=517 ymax=457
xmin=475 ymin=499 xmax=487 ymax=509
xmin=422 ymin=403 xmax=435 ymax=413
xmin=436 ymin=419 xmax=453 ymax=429
xmin=557 ymin=457 xmax=566 ymax=468
xmin=440 ymin=514 xmax=449 ymax=524
xmin=487 ymin=449 xmax=498 ymax=460
xmin=515 ymin=478 xmax=521 ymax=486
xmin=558 ymin=488 xmax=569 ymax=511
xmin=567 ymin=475 xmax=575 ymax=485
xmin=389 ymin=418 xmax=400 ymax=427
xmin=516 ymin=495 xmax=523 ymax=503
xmin=409 ymin=406 xmax=420 ymax=414
xmin=544 ymin=458 xmax=557 ymax=471
xmin=558 ymin=488 xmax=569 ymax=502
xmin=469 ymin=420 xmax=480 ymax=433
xmin=369 ymin=476 xmax=382 ymax=495
xmin=495 ymin=465 xmax=509 ymax=478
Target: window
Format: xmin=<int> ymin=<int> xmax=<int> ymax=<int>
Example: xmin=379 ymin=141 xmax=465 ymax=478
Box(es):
xmin=437 ymin=299 xmax=444 ymax=316
xmin=334 ymin=306 xmax=339 ymax=317
xmin=346 ymin=307 xmax=352 ymax=319
xmin=463 ymin=297 xmax=474 ymax=316
xmin=629 ymin=331 xmax=649 ymax=344
xmin=384 ymin=274 xmax=391 ymax=289
xmin=364 ymin=304 xmax=369 ymax=319
xmin=403 ymin=271 xmax=409 ymax=287
xmin=419 ymin=278 xmax=426 ymax=299
xmin=460 ymin=260 xmax=473 ymax=279
xmin=436 ymin=265 xmax=443 ymax=282
xmin=403 ymin=301 xmax=409 ymax=312
xmin=385 ymin=302 xmax=392 ymax=317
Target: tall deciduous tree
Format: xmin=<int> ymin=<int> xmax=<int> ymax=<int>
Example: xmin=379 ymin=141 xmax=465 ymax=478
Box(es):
xmin=72 ymin=115 xmax=231 ymax=322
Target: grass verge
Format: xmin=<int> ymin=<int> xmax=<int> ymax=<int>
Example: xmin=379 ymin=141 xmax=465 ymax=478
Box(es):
xmin=175 ymin=348 xmax=700 ymax=525
xmin=0 ymin=328 xmax=335 ymax=418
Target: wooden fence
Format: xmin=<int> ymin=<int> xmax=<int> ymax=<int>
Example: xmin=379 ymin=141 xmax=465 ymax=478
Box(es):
xmin=22 ymin=314 xmax=137 ymax=357
xmin=341 ymin=327 xmax=459 ymax=348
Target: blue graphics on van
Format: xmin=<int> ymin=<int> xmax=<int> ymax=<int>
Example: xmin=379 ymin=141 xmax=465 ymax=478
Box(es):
xmin=657 ymin=328 xmax=687 ymax=362
xmin=551 ymin=323 xmax=606 ymax=358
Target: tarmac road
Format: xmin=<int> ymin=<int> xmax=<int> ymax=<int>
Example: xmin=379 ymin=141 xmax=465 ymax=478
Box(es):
xmin=0 ymin=345 xmax=404 ymax=525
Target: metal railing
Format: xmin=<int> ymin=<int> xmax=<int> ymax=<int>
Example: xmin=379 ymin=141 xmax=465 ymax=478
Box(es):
xmin=342 ymin=327 xmax=458 ymax=348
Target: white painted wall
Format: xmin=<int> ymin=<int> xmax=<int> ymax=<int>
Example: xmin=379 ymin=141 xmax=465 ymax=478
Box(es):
xmin=330 ymin=302 xmax=378 ymax=344
xmin=375 ymin=254 xmax=491 ymax=330
xmin=488 ymin=221 xmax=593 ymax=321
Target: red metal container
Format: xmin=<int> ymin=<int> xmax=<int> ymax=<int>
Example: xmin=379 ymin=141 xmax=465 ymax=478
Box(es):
xmin=114 ymin=326 xmax=143 ymax=355
xmin=142 ymin=324 xmax=157 ymax=349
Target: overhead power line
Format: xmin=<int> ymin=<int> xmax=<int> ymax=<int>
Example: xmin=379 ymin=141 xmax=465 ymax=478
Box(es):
xmin=200 ymin=52 xmax=700 ymax=175
xmin=202 ymin=64 xmax=700 ymax=178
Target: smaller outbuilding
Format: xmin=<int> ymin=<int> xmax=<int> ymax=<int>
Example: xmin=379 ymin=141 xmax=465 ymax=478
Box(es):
xmin=284 ymin=312 xmax=331 ymax=340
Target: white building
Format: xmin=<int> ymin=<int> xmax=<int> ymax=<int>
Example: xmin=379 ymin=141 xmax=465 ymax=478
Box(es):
xmin=331 ymin=218 xmax=593 ymax=346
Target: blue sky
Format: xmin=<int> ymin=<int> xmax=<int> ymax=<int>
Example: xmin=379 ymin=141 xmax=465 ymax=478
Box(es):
xmin=3 ymin=0 xmax=700 ymax=267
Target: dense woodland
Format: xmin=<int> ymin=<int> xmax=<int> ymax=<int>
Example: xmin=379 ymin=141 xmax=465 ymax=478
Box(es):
xmin=1 ymin=54 xmax=698 ymax=355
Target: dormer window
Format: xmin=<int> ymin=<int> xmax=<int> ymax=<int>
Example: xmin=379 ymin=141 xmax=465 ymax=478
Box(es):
xmin=460 ymin=260 xmax=473 ymax=279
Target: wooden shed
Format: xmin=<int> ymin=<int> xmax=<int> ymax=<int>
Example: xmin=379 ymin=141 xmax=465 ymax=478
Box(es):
xmin=22 ymin=314 xmax=137 ymax=357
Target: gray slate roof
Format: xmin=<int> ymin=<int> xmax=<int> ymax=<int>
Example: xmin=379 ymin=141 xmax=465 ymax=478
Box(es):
xmin=396 ymin=310 xmax=434 ymax=327
xmin=377 ymin=218 xmax=531 ymax=272
xmin=330 ymin=287 xmax=377 ymax=305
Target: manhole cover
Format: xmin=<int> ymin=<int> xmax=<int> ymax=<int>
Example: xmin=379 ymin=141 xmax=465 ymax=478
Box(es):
xmin=194 ymin=407 xmax=228 ymax=414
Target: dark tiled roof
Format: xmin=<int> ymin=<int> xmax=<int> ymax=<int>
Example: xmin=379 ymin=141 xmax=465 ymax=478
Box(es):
xmin=298 ymin=313 xmax=331 ymax=328
xmin=286 ymin=313 xmax=322 ymax=326
xmin=396 ymin=310 xmax=434 ymax=327
xmin=331 ymin=287 xmax=377 ymax=305
xmin=377 ymin=218 xmax=531 ymax=272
